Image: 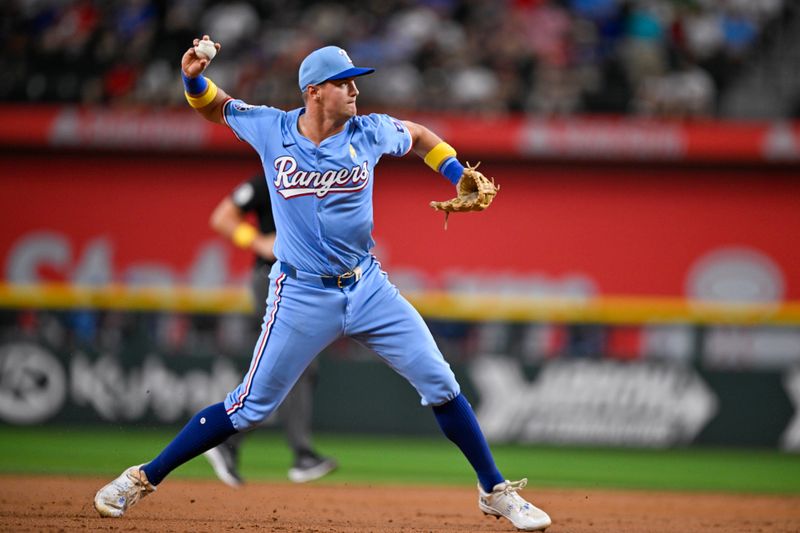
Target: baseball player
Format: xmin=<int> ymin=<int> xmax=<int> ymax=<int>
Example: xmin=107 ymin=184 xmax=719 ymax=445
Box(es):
xmin=94 ymin=36 xmax=551 ymax=531
xmin=204 ymin=174 xmax=337 ymax=485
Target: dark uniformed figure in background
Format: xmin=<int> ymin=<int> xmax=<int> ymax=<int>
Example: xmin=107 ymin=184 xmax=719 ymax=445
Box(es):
xmin=204 ymin=174 xmax=337 ymax=485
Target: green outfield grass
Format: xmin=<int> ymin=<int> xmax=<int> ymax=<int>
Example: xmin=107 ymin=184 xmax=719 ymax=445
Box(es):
xmin=1 ymin=426 xmax=799 ymax=494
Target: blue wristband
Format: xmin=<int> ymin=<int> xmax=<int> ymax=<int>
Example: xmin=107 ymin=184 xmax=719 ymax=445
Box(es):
xmin=182 ymin=72 xmax=208 ymax=95
xmin=440 ymin=157 xmax=465 ymax=185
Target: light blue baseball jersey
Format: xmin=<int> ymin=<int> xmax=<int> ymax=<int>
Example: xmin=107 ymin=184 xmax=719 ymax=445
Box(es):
xmin=223 ymin=100 xmax=412 ymax=275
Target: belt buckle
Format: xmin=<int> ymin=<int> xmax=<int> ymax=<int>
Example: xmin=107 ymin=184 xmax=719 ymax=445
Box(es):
xmin=337 ymin=266 xmax=363 ymax=288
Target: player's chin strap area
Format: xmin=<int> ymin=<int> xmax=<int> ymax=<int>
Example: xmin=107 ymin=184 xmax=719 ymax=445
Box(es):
xmin=279 ymin=256 xmax=369 ymax=289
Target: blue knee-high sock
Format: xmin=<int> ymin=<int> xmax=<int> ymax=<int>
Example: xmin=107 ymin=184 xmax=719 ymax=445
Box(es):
xmin=141 ymin=402 xmax=237 ymax=485
xmin=433 ymin=393 xmax=504 ymax=492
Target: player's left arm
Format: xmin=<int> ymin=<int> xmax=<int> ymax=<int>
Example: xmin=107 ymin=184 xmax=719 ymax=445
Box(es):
xmin=403 ymin=120 xmax=465 ymax=185
xmin=404 ymin=120 xmax=498 ymax=222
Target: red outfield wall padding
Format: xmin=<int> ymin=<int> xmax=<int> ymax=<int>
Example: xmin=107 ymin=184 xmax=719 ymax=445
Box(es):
xmin=2 ymin=153 xmax=798 ymax=301
xmin=2 ymin=105 xmax=800 ymax=163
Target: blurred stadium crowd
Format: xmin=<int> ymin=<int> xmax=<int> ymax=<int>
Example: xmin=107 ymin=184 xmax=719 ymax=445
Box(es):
xmin=1 ymin=0 xmax=792 ymax=117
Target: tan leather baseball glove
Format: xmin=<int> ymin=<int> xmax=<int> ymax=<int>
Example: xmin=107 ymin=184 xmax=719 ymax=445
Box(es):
xmin=429 ymin=162 xmax=499 ymax=228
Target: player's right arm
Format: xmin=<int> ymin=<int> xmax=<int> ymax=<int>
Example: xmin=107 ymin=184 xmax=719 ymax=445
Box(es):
xmin=181 ymin=36 xmax=229 ymax=125
xmin=183 ymin=36 xmax=282 ymax=151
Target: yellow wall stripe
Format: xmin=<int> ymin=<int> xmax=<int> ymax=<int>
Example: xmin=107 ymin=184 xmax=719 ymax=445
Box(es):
xmin=2 ymin=283 xmax=800 ymax=325
xmin=0 ymin=283 xmax=252 ymax=314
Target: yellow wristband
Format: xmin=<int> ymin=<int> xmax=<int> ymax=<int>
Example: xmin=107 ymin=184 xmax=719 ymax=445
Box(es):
xmin=184 ymin=78 xmax=218 ymax=108
xmin=231 ymin=223 xmax=257 ymax=249
xmin=423 ymin=142 xmax=457 ymax=172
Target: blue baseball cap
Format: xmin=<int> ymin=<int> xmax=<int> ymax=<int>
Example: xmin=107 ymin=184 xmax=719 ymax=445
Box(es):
xmin=298 ymin=46 xmax=375 ymax=91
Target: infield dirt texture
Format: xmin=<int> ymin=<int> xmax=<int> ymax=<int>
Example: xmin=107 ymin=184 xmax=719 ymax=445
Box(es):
xmin=2 ymin=475 xmax=799 ymax=532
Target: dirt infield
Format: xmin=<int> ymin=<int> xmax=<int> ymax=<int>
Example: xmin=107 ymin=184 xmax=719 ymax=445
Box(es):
xmin=1 ymin=475 xmax=799 ymax=532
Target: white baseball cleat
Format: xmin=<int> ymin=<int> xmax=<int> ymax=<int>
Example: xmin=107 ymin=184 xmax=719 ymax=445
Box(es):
xmin=478 ymin=478 xmax=551 ymax=531
xmin=94 ymin=464 xmax=156 ymax=517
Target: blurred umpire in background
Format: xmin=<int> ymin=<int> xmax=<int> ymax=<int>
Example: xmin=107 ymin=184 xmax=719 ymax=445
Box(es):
xmin=204 ymin=174 xmax=337 ymax=485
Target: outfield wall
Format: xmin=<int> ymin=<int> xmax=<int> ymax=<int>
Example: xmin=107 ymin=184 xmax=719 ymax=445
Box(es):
xmin=1 ymin=109 xmax=800 ymax=449
xmin=3 ymin=152 xmax=800 ymax=305
xmin=0 ymin=331 xmax=796 ymax=450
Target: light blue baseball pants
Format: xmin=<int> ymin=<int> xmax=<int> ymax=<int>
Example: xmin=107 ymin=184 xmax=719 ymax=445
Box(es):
xmin=224 ymin=255 xmax=461 ymax=430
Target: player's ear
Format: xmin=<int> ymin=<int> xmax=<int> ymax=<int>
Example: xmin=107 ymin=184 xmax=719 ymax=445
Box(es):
xmin=307 ymin=84 xmax=322 ymax=103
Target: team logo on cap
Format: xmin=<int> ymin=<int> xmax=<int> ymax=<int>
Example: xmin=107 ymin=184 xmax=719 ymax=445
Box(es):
xmin=338 ymin=48 xmax=353 ymax=64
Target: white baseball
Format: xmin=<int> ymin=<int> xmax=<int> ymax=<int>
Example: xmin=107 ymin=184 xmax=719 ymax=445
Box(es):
xmin=194 ymin=40 xmax=217 ymax=61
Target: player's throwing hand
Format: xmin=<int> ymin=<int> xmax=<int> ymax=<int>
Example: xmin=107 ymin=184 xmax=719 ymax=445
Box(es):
xmin=181 ymin=35 xmax=220 ymax=78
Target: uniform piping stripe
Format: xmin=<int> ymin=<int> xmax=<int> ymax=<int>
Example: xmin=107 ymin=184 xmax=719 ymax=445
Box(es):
xmin=221 ymin=98 xmax=244 ymax=142
xmin=400 ymin=126 xmax=413 ymax=156
xmin=221 ymin=98 xmax=233 ymax=125
xmin=226 ymin=272 xmax=286 ymax=415
xmin=372 ymin=254 xmax=385 ymax=274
